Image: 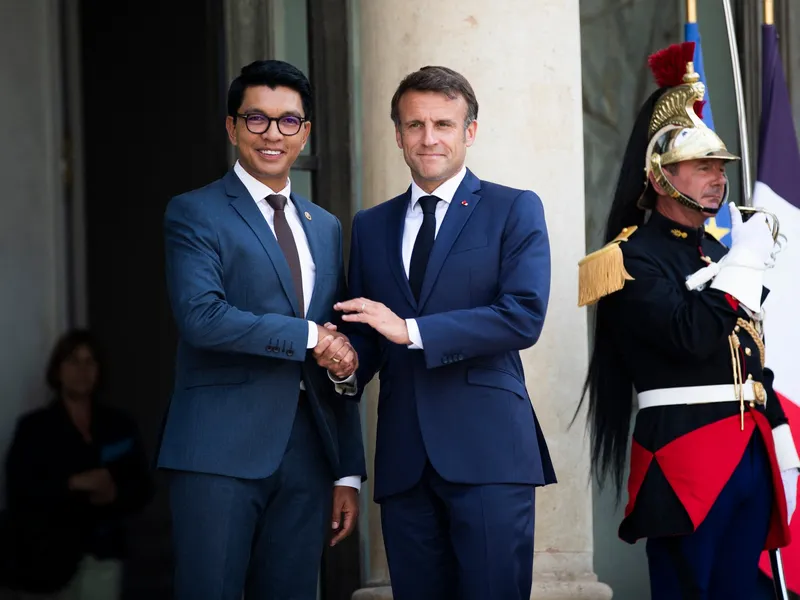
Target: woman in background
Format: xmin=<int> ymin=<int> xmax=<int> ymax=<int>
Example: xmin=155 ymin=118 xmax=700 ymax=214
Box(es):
xmin=3 ymin=329 xmax=153 ymax=599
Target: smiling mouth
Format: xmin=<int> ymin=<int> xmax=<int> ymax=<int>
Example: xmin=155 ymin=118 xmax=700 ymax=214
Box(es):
xmin=258 ymin=149 xmax=283 ymax=157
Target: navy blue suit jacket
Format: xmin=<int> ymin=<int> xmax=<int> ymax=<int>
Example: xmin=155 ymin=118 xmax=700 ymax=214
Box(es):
xmin=157 ymin=170 xmax=366 ymax=483
xmin=347 ymin=169 xmax=556 ymax=501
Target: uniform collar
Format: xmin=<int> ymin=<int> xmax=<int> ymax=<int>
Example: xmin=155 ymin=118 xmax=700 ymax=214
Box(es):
xmin=648 ymin=210 xmax=706 ymax=246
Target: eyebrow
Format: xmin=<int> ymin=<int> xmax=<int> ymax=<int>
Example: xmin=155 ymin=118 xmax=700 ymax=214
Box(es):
xmin=240 ymin=108 xmax=304 ymax=119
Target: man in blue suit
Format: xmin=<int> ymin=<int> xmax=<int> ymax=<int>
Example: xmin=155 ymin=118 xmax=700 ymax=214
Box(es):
xmin=157 ymin=60 xmax=366 ymax=600
xmin=335 ymin=66 xmax=556 ymax=600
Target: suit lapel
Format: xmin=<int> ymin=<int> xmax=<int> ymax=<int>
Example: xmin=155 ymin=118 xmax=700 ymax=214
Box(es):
xmin=418 ymin=171 xmax=482 ymax=311
xmin=225 ymin=172 xmax=302 ymax=317
xmin=386 ymin=190 xmax=418 ymax=309
xmin=291 ymin=193 xmax=324 ymax=321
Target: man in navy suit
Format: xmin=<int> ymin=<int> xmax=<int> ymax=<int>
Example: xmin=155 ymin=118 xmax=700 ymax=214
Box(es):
xmin=158 ymin=60 xmax=366 ymax=600
xmin=335 ymin=66 xmax=556 ymax=600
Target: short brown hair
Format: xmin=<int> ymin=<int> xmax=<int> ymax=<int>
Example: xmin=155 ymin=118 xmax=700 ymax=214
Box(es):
xmin=46 ymin=329 xmax=104 ymax=393
xmin=390 ymin=66 xmax=479 ymax=128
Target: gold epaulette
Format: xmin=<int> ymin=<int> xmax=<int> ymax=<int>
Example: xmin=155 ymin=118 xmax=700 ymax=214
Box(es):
xmin=577 ymin=226 xmax=637 ymax=307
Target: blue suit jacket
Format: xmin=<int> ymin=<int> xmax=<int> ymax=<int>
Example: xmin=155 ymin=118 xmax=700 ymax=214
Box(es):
xmin=347 ymin=169 xmax=556 ymax=501
xmin=157 ymin=170 xmax=366 ymax=483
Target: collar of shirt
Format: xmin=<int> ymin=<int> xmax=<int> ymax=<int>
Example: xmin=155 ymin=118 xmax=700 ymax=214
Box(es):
xmin=234 ymin=160 xmax=293 ymax=212
xmin=408 ymin=166 xmax=467 ymax=214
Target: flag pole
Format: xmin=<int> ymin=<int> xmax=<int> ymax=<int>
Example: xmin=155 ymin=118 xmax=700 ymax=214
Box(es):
xmin=721 ymin=0 xmax=753 ymax=206
xmin=686 ymin=0 xmax=697 ymax=24
xmin=764 ymin=0 xmax=774 ymax=26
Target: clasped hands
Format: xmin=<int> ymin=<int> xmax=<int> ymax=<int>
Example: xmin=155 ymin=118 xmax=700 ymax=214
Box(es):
xmin=313 ymin=298 xmax=411 ymax=377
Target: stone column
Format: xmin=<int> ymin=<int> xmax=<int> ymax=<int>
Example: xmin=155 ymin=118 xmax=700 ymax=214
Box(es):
xmin=352 ymin=1 xmax=612 ymax=598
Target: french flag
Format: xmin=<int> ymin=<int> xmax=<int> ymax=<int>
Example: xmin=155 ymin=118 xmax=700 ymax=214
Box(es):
xmin=755 ymin=22 xmax=800 ymax=593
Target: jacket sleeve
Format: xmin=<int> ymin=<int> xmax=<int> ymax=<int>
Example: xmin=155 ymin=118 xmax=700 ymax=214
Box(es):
xmin=5 ymin=417 xmax=71 ymax=511
xmin=605 ymin=244 xmax=742 ymax=362
xmin=164 ymin=194 xmax=308 ymax=360
xmin=414 ymin=191 xmax=551 ymax=369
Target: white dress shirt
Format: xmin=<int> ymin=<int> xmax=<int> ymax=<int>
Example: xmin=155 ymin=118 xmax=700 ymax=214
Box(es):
xmin=234 ymin=161 xmax=359 ymax=491
xmin=403 ymin=166 xmax=468 ymax=349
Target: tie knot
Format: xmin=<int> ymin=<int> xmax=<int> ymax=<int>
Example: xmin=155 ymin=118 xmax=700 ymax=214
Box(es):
xmin=418 ymin=195 xmax=440 ymax=216
xmin=266 ymin=194 xmax=287 ymax=211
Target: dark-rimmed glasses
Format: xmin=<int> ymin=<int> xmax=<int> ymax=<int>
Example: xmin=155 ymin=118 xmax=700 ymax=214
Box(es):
xmin=236 ymin=113 xmax=306 ymax=136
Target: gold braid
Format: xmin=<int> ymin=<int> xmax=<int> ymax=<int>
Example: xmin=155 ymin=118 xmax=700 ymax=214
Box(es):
xmin=736 ymin=317 xmax=765 ymax=368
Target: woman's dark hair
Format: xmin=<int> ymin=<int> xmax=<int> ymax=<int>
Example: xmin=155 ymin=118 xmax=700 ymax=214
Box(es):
xmin=227 ymin=59 xmax=313 ymax=122
xmin=45 ymin=329 xmax=104 ymax=394
xmin=574 ymin=87 xmax=667 ymax=499
xmin=390 ymin=65 xmax=479 ymax=128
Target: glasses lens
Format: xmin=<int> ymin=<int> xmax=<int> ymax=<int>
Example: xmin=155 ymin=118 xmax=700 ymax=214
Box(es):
xmin=245 ymin=114 xmax=269 ymax=134
xmin=278 ymin=116 xmax=302 ymax=135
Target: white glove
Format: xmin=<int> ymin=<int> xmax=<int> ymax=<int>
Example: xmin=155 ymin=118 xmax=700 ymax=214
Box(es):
xmin=782 ymin=468 xmax=799 ymax=525
xmin=709 ymin=203 xmax=776 ymax=312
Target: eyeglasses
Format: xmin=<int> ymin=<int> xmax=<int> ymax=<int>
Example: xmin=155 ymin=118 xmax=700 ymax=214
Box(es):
xmin=237 ymin=113 xmax=306 ymax=136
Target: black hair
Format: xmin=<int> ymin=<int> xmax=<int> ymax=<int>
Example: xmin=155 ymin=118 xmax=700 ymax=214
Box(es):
xmin=574 ymin=87 xmax=667 ymax=498
xmin=45 ymin=328 xmax=104 ymax=394
xmin=390 ymin=65 xmax=478 ymax=128
xmin=227 ymin=60 xmax=313 ymax=121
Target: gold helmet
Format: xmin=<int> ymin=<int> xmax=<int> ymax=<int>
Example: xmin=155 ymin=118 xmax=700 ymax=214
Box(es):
xmin=638 ymin=42 xmax=739 ymax=214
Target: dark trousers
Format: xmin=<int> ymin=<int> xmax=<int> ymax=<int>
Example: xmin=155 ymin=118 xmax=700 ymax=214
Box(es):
xmin=646 ymin=433 xmax=774 ymax=600
xmin=381 ymin=462 xmax=535 ymax=600
xmin=168 ymin=402 xmax=332 ymax=600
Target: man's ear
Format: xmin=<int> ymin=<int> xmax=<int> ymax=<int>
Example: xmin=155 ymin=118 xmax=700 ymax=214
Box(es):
xmin=648 ymin=170 xmax=667 ymax=196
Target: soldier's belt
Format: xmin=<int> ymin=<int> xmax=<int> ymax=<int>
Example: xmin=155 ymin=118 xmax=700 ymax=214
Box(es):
xmin=637 ymin=381 xmax=756 ymax=410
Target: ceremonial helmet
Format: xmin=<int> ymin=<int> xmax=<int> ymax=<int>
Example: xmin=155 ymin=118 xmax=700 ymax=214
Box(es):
xmin=638 ymin=41 xmax=739 ymax=215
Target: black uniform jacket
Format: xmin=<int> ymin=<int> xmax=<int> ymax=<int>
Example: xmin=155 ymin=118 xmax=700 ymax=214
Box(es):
xmin=599 ymin=210 xmax=790 ymax=547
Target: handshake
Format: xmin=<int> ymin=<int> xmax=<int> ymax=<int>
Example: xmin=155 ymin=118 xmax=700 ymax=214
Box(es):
xmin=312 ymin=322 xmax=358 ymax=380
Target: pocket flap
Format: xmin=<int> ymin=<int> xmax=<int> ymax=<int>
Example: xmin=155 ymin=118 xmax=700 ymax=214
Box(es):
xmin=185 ymin=366 xmax=249 ymax=388
xmin=467 ymin=367 xmax=528 ymax=400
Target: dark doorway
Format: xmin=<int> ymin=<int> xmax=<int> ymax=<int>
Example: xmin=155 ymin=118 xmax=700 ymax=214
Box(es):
xmin=78 ymin=1 xmax=228 ymax=597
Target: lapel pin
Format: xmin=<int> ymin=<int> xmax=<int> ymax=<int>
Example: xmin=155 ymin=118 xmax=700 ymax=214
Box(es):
xmin=461 ymin=200 xmax=469 ymax=206
xmin=304 ymin=211 xmax=312 ymax=221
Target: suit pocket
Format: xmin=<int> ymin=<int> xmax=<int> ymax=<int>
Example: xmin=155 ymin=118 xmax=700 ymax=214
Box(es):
xmin=467 ymin=367 xmax=528 ymax=400
xmin=450 ymin=233 xmax=489 ymax=254
xmin=184 ymin=366 xmax=249 ymax=388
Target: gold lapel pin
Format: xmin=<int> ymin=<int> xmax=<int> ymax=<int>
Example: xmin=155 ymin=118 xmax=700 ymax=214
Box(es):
xmin=304 ymin=211 xmax=312 ymax=221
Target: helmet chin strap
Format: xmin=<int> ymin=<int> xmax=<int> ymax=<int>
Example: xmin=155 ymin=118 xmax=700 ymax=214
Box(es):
xmin=650 ymin=154 xmax=727 ymax=216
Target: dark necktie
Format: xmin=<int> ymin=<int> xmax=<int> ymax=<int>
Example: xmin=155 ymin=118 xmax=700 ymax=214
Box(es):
xmin=409 ymin=195 xmax=441 ymax=302
xmin=266 ymin=194 xmax=304 ymax=317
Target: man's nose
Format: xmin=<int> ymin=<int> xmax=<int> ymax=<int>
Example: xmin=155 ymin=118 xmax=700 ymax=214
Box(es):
xmin=262 ymin=120 xmax=283 ymax=141
xmin=423 ymin=124 xmax=437 ymax=146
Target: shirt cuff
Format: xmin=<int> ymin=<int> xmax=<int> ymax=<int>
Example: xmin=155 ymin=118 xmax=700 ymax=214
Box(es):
xmin=406 ymin=318 xmax=423 ymax=349
xmin=328 ymin=372 xmax=358 ymax=396
xmin=307 ymin=321 xmax=319 ymax=349
xmin=334 ymin=476 xmax=361 ymax=491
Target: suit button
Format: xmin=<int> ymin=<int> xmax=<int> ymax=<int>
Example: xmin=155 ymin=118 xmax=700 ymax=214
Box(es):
xmin=287 ymin=349 xmax=294 ymax=357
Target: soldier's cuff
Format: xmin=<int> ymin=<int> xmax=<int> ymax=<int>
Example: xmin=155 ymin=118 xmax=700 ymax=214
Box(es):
xmin=773 ymin=424 xmax=800 ymax=472
xmin=709 ymin=262 xmax=765 ymax=313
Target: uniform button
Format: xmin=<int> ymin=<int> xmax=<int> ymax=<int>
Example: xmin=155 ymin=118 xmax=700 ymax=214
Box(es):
xmin=745 ymin=348 xmax=752 ymax=356
xmin=734 ymin=325 xmax=740 ymax=333
xmin=287 ymin=349 xmax=294 ymax=357
xmin=747 ymin=373 xmax=753 ymax=380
